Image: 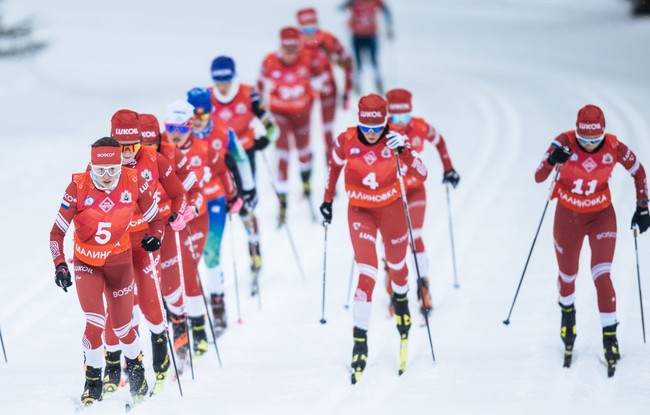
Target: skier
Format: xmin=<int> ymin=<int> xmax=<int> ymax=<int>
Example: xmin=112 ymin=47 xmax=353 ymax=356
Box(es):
xmin=319 ymin=94 xmax=428 ymax=383
xmin=161 ymin=100 xmax=242 ymax=364
xmin=296 ymin=7 xmax=354 ymax=165
xmin=535 ymin=104 xmax=649 ymax=376
xmin=50 ymin=137 xmax=164 ymax=405
xmin=340 ymin=0 xmax=393 ymax=94
xmin=101 ymin=109 xmax=189 ymax=396
xmin=384 ymin=88 xmax=460 ymax=317
xmin=187 ymin=87 xmax=256 ymax=332
xmin=208 ymin=55 xmax=278 ymax=286
xmin=258 ymin=27 xmax=323 ymax=226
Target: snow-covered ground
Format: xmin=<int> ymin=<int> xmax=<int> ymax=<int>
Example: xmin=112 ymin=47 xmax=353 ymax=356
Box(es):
xmin=1 ymin=0 xmax=649 ymax=413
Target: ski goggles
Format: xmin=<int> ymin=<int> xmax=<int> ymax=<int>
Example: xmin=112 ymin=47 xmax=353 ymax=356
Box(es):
xmin=576 ymin=133 xmax=604 ymax=146
xmin=390 ymin=114 xmax=412 ymax=124
xmin=121 ymin=143 xmax=141 ymax=154
xmin=300 ymin=25 xmax=318 ymax=35
xmin=90 ymin=164 xmax=121 ymax=177
xmin=165 ymin=123 xmax=192 ymax=134
xmin=358 ymin=124 xmax=385 ymax=134
xmin=194 ymin=112 xmax=210 ymax=121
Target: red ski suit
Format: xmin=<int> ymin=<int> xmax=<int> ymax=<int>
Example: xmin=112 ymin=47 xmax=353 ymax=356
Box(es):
xmin=50 ymin=168 xmax=163 ymax=366
xmin=535 ymin=131 xmax=647 ymax=326
xmin=324 ymin=126 xmax=428 ymax=330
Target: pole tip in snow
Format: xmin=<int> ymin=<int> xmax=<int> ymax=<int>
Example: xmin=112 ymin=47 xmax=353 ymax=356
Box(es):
xmin=503 ymin=319 xmax=510 ymax=326
xmin=319 ymin=319 xmax=327 ymax=325
xmin=343 ymin=304 xmax=349 ymax=309
xmin=237 ymin=319 xmax=243 ymax=325
xmin=453 ymin=283 xmax=460 ymax=289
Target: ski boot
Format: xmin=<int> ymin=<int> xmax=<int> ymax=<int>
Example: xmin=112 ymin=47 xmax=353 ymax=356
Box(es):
xmin=603 ymin=323 xmax=620 ymax=378
xmin=249 ymin=241 xmax=262 ymax=273
xmin=416 ymin=277 xmax=433 ymax=317
xmin=125 ymin=353 xmax=148 ymax=401
xmin=300 ymin=169 xmax=312 ymax=198
xmin=350 ymin=327 xmax=368 ymax=384
xmin=170 ymin=313 xmax=189 ymax=373
xmin=392 ymin=293 xmax=411 ymax=375
xmin=81 ymin=365 xmax=103 ymax=406
xmin=277 ymin=194 xmax=287 ymax=228
xmin=559 ymin=303 xmax=576 ymax=368
xmin=150 ymin=331 xmax=170 ymax=395
xmin=190 ymin=316 xmax=209 ymax=357
xmin=101 ymin=350 xmax=121 ymax=398
xmin=211 ymin=294 xmax=227 ymax=336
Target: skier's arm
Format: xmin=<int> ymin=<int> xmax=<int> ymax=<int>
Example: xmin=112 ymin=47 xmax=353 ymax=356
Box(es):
xmin=50 ymin=181 xmax=78 ymax=267
xmin=250 ymin=87 xmax=279 ymax=147
xmin=535 ymin=134 xmax=568 ymax=183
xmin=380 ymin=1 xmax=394 ymax=37
xmin=209 ymin=148 xmax=237 ymax=200
xmin=324 ymin=134 xmax=347 ymax=202
xmin=326 ymin=34 xmax=354 ymax=96
xmin=400 ymin=146 xmax=428 ymax=182
xmin=616 ymin=141 xmax=649 ymax=203
xmin=156 ymin=155 xmax=187 ymax=216
xmin=427 ymin=123 xmax=453 ymax=172
xmin=136 ymin=176 xmax=164 ymax=240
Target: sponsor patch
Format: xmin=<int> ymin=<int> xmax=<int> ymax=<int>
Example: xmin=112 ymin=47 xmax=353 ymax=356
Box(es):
xmin=602 ymin=153 xmax=613 ymax=164
xmin=381 ymin=147 xmax=391 ymax=158
xmin=363 ymin=151 xmax=377 ymax=166
xmin=99 ymin=197 xmax=115 ymax=213
xmin=236 ymin=103 xmax=247 ymax=114
xmin=141 ymin=169 xmax=152 ymax=181
xmin=350 ymin=147 xmax=360 ymax=155
xmin=120 ymin=190 xmax=132 ymax=203
xmin=582 ymin=157 xmax=597 ymax=173
xmin=84 ymin=196 xmax=95 ymax=206
xmin=191 ymin=155 xmax=202 ymax=167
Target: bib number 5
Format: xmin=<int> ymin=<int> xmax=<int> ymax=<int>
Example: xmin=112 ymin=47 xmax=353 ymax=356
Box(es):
xmin=95 ymin=222 xmax=112 ymax=244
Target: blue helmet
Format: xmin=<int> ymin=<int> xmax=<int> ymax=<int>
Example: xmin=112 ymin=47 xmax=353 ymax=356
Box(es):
xmin=210 ymin=56 xmax=236 ymax=82
xmin=187 ymin=87 xmax=212 ymax=116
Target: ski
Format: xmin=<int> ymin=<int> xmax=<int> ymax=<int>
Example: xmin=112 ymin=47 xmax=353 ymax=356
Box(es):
xmin=149 ymin=370 xmax=169 ymax=396
xmin=251 ymin=271 xmax=260 ymax=297
xmin=398 ymin=335 xmax=408 ymax=375
xmin=124 ymin=395 xmax=146 ymax=413
xmin=351 ymin=367 xmax=363 ymax=385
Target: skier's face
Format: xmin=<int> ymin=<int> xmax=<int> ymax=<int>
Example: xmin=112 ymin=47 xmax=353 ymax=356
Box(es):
xmin=120 ymin=142 xmax=141 ymax=165
xmin=361 ymin=129 xmax=383 ymax=143
xmin=281 ymin=46 xmax=300 ymax=65
xmin=576 ymin=133 xmax=604 ymax=153
xmin=215 ymin=81 xmax=232 ymax=96
xmin=166 ymin=126 xmax=191 ymax=148
xmin=192 ymin=113 xmax=210 ymax=132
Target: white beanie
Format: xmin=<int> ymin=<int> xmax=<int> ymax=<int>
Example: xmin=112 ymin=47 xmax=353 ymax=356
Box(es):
xmin=165 ymin=100 xmax=195 ymax=125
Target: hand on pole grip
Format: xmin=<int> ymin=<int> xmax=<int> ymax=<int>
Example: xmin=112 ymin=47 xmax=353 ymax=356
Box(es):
xmin=442 ymin=169 xmax=460 ymax=188
xmin=386 ymin=131 xmax=406 ymax=154
xmin=548 ymin=145 xmax=571 ymax=166
xmin=632 ymin=201 xmax=650 ymax=233
xmin=55 ymin=263 xmax=72 ymax=292
xmin=141 ymin=233 xmax=161 ymax=252
xmin=227 ymin=195 xmax=243 ymax=214
xmin=342 ymin=93 xmax=350 ymax=110
xmin=169 ymin=211 xmax=187 ymax=232
xmin=242 ymin=188 xmax=258 ymax=210
xmin=320 ymin=200 xmax=333 ymax=225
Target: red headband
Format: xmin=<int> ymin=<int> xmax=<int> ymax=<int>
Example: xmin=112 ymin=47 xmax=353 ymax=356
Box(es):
xmin=91 ymin=146 xmax=122 ymax=165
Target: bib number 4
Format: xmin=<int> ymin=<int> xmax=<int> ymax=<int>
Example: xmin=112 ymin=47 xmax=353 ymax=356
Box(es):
xmin=362 ymin=172 xmax=379 ymax=190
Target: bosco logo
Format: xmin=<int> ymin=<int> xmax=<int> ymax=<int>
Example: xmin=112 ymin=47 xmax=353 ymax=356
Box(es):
xmin=97 ymin=153 xmax=116 ymax=157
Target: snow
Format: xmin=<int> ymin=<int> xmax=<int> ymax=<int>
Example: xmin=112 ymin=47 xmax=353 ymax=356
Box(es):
xmin=1 ymin=0 xmax=649 ymax=413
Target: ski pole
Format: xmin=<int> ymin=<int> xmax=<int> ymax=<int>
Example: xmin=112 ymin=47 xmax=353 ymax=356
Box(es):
xmin=260 ymin=151 xmax=307 ymax=280
xmin=184 ymin=224 xmax=223 ymax=367
xmin=394 ymin=151 xmax=436 ymax=364
xmin=227 ymin=214 xmax=244 ymax=324
xmin=147 ymin=252 xmax=183 ymax=396
xmin=320 ymin=223 xmax=329 ymax=324
xmin=632 ymin=225 xmax=646 ymax=343
xmin=174 ymin=231 xmax=195 ymax=379
xmin=503 ymin=166 xmax=561 ymax=326
xmin=445 ymin=184 xmax=460 ymax=289
xmin=0 ymin=326 xmax=7 ymax=363
xmin=344 ymin=259 xmax=355 ymax=309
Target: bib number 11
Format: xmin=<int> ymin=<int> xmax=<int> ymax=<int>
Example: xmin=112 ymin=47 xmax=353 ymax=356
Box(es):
xmin=571 ymin=179 xmax=597 ymax=196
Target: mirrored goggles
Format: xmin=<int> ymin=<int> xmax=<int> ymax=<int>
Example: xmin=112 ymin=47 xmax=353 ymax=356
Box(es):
xmin=301 ymin=26 xmax=318 ymax=35
xmin=358 ymin=124 xmax=385 ymax=134
xmin=390 ymin=114 xmax=412 ymax=124
xmin=90 ymin=164 xmax=121 ymax=177
xmin=576 ymin=133 xmax=604 ymax=146
xmin=194 ymin=112 xmax=210 ymax=121
xmin=165 ymin=124 xmax=191 ymax=134
xmin=121 ymin=143 xmax=141 ymax=154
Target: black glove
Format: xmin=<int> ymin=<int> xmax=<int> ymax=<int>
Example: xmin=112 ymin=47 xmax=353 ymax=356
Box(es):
xmin=320 ymin=201 xmax=333 ymax=224
xmin=253 ymin=136 xmax=270 ymax=151
xmin=141 ymin=233 xmax=161 ymax=252
xmin=548 ymin=145 xmax=571 ymax=166
xmin=55 ymin=263 xmax=72 ymax=292
xmin=442 ymin=169 xmax=460 ymax=188
xmin=242 ymin=188 xmax=258 ymax=210
xmin=632 ymin=202 xmax=650 ymax=234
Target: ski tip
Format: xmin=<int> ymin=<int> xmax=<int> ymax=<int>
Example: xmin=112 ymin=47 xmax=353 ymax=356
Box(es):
xmin=319 ymin=318 xmax=327 ymax=325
